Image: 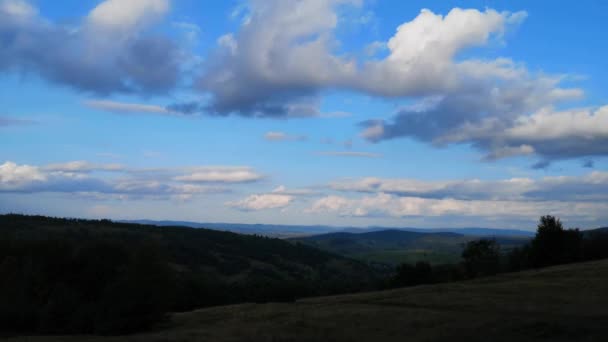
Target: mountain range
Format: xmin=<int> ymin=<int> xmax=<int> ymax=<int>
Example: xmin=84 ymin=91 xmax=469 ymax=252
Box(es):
xmin=121 ymin=220 xmax=536 ymax=238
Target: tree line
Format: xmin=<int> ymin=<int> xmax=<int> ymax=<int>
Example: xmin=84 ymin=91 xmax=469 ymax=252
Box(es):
xmin=391 ymin=215 xmax=608 ymax=288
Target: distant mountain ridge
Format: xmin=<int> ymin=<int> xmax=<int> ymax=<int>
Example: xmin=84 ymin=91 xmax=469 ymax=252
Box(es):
xmin=121 ymin=219 xmax=536 ymax=238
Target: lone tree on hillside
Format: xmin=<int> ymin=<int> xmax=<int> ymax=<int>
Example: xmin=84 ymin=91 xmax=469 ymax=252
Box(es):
xmin=531 ymin=215 xmax=582 ymax=267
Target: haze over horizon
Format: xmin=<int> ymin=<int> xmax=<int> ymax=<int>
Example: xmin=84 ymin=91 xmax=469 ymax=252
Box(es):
xmin=1 ymin=0 xmax=607 ymax=229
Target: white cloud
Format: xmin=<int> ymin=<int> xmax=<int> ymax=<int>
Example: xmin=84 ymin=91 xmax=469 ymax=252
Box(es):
xmin=506 ymin=106 xmax=608 ymax=141
xmin=0 ymin=0 xmax=179 ymax=94
xmin=86 ymin=0 xmax=169 ymax=36
xmin=0 ymin=161 xmax=258 ymax=199
xmin=438 ymin=105 xmax=608 ymax=161
xmin=200 ymin=5 xmax=533 ymax=117
xmin=199 ymin=0 xmax=359 ymax=116
xmin=174 ymin=167 xmax=263 ymax=183
xmin=0 ymin=161 xmax=46 ymax=188
xmin=356 ymin=8 xmax=526 ymax=96
xmin=226 ymin=193 xmax=293 ymax=211
xmin=195 ymin=3 xmax=595 ymax=161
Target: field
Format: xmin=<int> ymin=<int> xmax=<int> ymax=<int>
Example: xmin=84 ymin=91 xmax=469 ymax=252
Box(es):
xmin=8 ymin=259 xmax=608 ymax=342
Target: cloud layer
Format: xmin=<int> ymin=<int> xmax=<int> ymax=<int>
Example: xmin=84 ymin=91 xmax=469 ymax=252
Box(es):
xmin=0 ymin=161 xmax=263 ymax=200
xmin=330 ymin=172 xmax=608 ymax=202
xmin=226 ymin=193 xmax=293 ymax=211
xmin=307 ymin=193 xmax=607 ymax=220
xmin=309 ymin=172 xmax=608 ymax=222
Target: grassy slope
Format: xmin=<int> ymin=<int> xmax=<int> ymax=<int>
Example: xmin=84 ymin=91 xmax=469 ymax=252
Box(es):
xmin=292 ymin=229 xmax=529 ymax=265
xmin=12 ymin=259 xmax=608 ymax=342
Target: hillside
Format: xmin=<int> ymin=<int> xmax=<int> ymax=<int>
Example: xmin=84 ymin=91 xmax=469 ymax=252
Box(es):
xmin=121 ymin=220 xmax=338 ymax=237
xmin=0 ymin=215 xmax=379 ymax=334
xmin=291 ymin=229 xmax=530 ymax=265
xmin=122 ymin=220 xmax=534 ymax=238
xmin=9 ymin=258 xmax=608 ymax=341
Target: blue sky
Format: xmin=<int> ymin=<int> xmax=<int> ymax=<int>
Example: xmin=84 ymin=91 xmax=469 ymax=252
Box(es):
xmin=1 ymin=0 xmax=607 ymax=230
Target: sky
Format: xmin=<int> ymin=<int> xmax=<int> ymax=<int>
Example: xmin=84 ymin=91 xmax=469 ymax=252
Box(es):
xmin=1 ymin=0 xmax=608 ymax=230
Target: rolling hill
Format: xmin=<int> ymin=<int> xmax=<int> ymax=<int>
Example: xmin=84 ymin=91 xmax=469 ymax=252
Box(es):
xmin=121 ymin=219 xmax=535 ymax=238
xmin=9 ymin=258 xmax=608 ymax=341
xmin=0 ymin=215 xmax=380 ymax=334
xmin=0 ymin=215 xmax=378 ymax=292
xmin=291 ymin=229 xmax=530 ymax=265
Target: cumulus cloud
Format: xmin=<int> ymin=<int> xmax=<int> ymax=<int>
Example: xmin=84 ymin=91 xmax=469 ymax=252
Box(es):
xmin=399 ymin=104 xmax=608 ymax=162
xmin=360 ymin=76 xmax=582 ymax=151
xmin=193 ymin=2 xmax=596 ymax=162
xmin=0 ymin=161 xmax=263 ymax=199
xmin=197 ymin=0 xmax=359 ymax=117
xmin=264 ymin=131 xmax=307 ymax=142
xmin=355 ymin=10 xmax=587 ymax=162
xmin=226 ymin=193 xmax=293 ymax=211
xmin=197 ymin=5 xmax=534 ymax=117
xmin=0 ymin=0 xmax=179 ymax=94
xmin=0 ymin=161 xmax=47 ymax=188
xmin=495 ymin=106 xmax=608 ymax=159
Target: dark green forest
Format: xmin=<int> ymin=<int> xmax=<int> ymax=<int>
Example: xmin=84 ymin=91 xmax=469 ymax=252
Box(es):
xmin=1 ymin=214 xmax=607 ymax=336
xmin=0 ymin=215 xmax=378 ymax=334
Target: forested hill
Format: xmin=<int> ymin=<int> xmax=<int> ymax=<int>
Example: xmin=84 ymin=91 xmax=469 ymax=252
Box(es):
xmin=0 ymin=214 xmax=379 ymax=334
xmin=291 ymin=229 xmax=530 ymax=265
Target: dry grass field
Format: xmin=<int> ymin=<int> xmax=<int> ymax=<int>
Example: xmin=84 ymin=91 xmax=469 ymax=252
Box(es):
xmin=7 ymin=259 xmax=608 ymax=342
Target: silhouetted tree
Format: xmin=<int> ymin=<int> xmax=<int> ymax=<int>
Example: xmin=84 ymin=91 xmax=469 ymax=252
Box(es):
xmin=462 ymin=239 xmax=501 ymax=278
xmin=582 ymin=230 xmax=608 ymax=261
xmin=530 ymin=215 xmax=582 ymax=267
xmin=507 ymin=244 xmax=531 ymax=272
xmin=392 ymin=261 xmax=433 ymax=287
